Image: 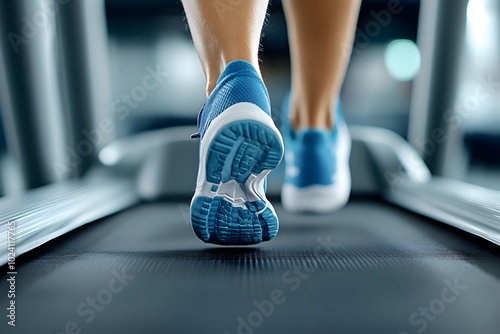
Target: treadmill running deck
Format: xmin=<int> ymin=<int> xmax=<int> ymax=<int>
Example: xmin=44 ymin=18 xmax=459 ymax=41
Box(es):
xmin=1 ymin=199 xmax=499 ymax=334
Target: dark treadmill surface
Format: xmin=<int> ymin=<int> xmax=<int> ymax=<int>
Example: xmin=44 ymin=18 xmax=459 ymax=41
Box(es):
xmin=2 ymin=199 xmax=500 ymax=334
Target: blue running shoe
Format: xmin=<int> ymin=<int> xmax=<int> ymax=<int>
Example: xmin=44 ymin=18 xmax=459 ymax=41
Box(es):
xmin=281 ymin=98 xmax=351 ymax=213
xmin=190 ymin=60 xmax=284 ymax=245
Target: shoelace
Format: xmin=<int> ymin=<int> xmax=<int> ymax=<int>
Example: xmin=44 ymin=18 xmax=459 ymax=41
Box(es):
xmin=190 ymin=105 xmax=205 ymax=139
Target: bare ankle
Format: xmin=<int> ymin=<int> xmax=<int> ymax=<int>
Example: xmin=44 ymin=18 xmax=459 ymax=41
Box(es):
xmin=290 ymin=104 xmax=334 ymax=131
xmin=205 ymin=58 xmax=262 ymax=97
xmin=292 ymin=117 xmax=333 ymax=130
xmin=206 ymin=81 xmax=217 ymax=97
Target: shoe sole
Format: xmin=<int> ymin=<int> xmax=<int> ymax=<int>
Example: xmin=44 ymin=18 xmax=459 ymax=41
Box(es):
xmin=191 ymin=102 xmax=284 ymax=245
xmin=281 ymin=123 xmax=352 ymax=213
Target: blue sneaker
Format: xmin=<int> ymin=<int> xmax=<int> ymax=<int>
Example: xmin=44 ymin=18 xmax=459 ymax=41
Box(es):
xmin=190 ymin=60 xmax=284 ymax=245
xmin=281 ymin=98 xmax=351 ymax=213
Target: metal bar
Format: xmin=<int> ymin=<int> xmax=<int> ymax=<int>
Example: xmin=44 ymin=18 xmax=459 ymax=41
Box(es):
xmin=55 ymin=0 xmax=113 ymax=177
xmin=408 ymin=0 xmax=470 ymax=177
xmin=0 ymin=0 xmax=70 ymax=189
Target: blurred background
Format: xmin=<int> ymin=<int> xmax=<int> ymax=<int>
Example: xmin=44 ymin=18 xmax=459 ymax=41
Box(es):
xmin=0 ymin=0 xmax=499 ymax=196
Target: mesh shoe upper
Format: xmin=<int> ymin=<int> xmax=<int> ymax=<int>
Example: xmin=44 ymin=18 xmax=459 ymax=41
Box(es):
xmin=197 ymin=60 xmax=271 ymax=139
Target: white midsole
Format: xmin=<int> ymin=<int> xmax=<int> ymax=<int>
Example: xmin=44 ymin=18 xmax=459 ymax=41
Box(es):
xmin=192 ymin=102 xmax=284 ymax=211
xmin=281 ymin=174 xmax=351 ymax=213
xmin=281 ymin=122 xmax=352 ymax=213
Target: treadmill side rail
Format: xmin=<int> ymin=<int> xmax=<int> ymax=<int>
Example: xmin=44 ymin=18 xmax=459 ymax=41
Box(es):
xmin=350 ymin=126 xmax=500 ymax=246
xmin=0 ymin=175 xmax=140 ymax=265
xmin=388 ymin=178 xmax=500 ymax=246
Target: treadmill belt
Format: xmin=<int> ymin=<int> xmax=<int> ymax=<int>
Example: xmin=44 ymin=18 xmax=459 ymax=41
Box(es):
xmin=2 ymin=199 xmax=500 ymax=334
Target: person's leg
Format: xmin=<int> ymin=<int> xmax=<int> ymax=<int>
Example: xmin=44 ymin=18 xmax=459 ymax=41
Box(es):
xmin=281 ymin=0 xmax=361 ymax=213
xmin=283 ymin=0 xmax=361 ymax=130
xmin=182 ymin=0 xmax=284 ymax=245
xmin=182 ymin=0 xmax=269 ymax=96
